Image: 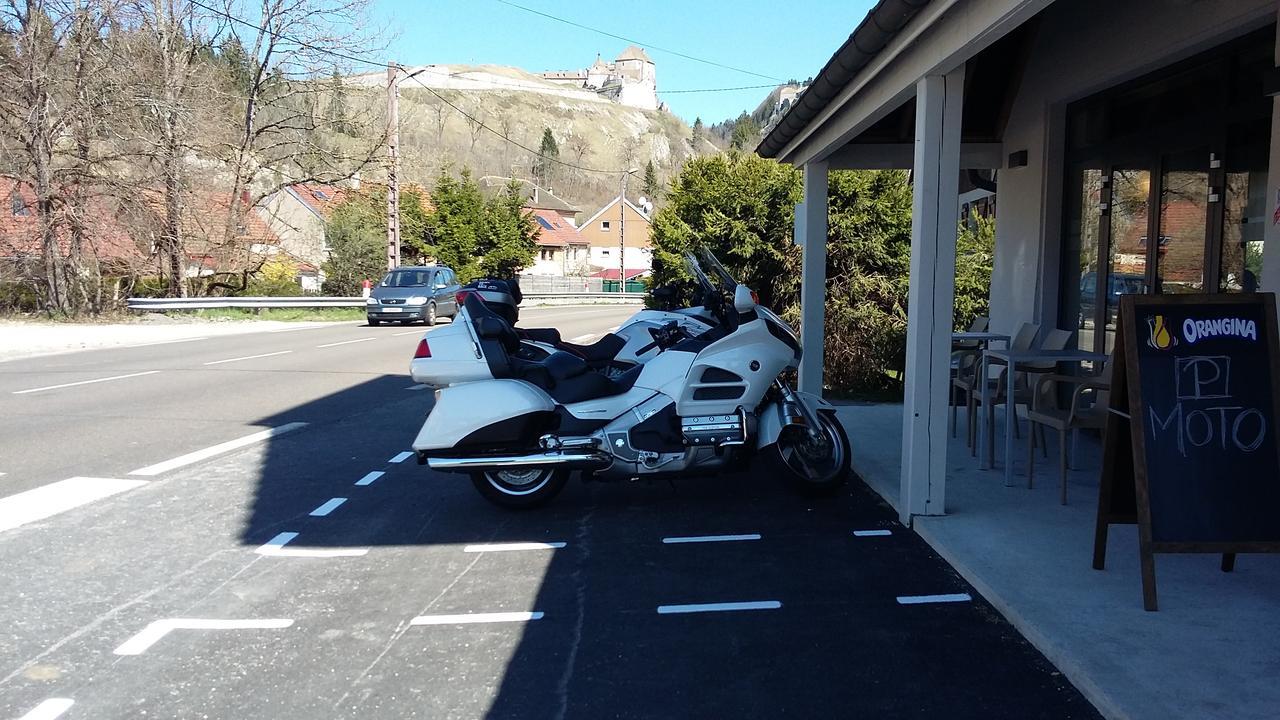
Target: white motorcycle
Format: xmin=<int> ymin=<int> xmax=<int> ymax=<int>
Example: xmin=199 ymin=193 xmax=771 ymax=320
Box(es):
xmin=410 ymin=251 xmax=850 ymax=508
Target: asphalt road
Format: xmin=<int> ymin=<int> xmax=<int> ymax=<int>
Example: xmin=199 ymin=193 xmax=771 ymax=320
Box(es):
xmin=0 ymin=305 xmax=1101 ymax=720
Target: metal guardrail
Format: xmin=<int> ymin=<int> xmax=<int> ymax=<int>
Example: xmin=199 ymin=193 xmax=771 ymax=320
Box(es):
xmin=127 ymin=293 xmax=645 ymax=311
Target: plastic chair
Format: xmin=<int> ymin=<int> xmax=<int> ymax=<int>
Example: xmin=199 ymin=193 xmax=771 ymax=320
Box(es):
xmin=1026 ymin=360 xmax=1112 ymax=504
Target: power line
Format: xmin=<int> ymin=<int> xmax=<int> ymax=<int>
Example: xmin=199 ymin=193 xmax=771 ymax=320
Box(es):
xmin=492 ymin=0 xmax=784 ymax=83
xmin=188 ymin=0 xmax=633 ymax=175
xmin=662 ymin=83 xmax=779 ymax=94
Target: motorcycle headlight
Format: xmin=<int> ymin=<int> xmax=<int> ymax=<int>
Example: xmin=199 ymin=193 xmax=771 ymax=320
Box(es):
xmin=407 ymin=296 xmax=429 ymax=305
xmin=365 ymin=297 xmax=377 ymax=305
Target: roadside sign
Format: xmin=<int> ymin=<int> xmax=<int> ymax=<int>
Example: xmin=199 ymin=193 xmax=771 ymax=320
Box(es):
xmin=1094 ymin=293 xmax=1280 ymax=610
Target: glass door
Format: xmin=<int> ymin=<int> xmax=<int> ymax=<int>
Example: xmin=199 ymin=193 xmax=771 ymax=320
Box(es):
xmin=1100 ymin=167 xmax=1152 ymax=355
xmin=1154 ymin=147 xmax=1211 ymax=295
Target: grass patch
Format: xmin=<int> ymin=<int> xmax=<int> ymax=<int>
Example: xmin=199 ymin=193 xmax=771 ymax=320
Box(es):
xmin=174 ymin=308 xmax=368 ymax=322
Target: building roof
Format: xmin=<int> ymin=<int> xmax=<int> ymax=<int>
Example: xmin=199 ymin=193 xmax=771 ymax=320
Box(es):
xmin=616 ymin=46 xmax=653 ymax=63
xmin=580 ymin=195 xmax=652 ymax=230
xmin=590 ymin=268 xmax=648 ymax=281
xmin=757 ymin=0 xmax=932 ymax=159
xmin=478 ymin=176 xmax=579 ymax=214
xmin=286 ymin=182 xmax=348 ymax=219
xmin=0 ymin=177 xmax=142 ymax=266
xmin=531 ymin=209 xmax=586 ymax=247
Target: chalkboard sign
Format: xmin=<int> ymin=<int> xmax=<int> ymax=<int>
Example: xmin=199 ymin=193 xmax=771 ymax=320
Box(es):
xmin=1093 ymin=293 xmax=1280 ymax=611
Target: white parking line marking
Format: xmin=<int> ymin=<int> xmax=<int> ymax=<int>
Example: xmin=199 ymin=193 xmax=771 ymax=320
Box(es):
xmin=389 ymin=451 xmax=414 ymax=463
xmin=355 ymin=471 xmax=384 ymax=486
xmin=317 ymin=337 xmax=376 ymax=348
xmin=310 ymin=498 xmax=347 ymax=516
xmin=463 ymin=542 xmax=566 ymax=552
xmin=113 ymin=618 xmax=294 ymax=655
xmin=853 ymin=529 xmax=893 ymax=537
xmin=896 ymin=593 xmax=972 ymax=605
xmin=662 ymin=534 xmax=761 ymax=544
xmin=18 ymin=698 xmax=74 ymax=720
xmin=13 ymin=370 xmax=160 ymax=395
xmin=405 ymin=384 xmax=430 ymax=391
xmin=128 ymin=422 xmax=307 ymax=476
xmin=0 ymin=477 xmax=148 ymax=533
xmin=202 ymin=350 xmax=293 ymax=366
xmin=657 ymin=601 xmax=781 ymax=615
xmin=255 ymin=532 xmax=369 ymax=557
xmin=411 ymin=611 xmax=544 ymax=625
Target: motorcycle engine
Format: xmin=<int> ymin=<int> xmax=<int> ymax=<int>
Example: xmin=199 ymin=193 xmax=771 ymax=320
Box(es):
xmin=680 ymin=411 xmax=746 ymax=446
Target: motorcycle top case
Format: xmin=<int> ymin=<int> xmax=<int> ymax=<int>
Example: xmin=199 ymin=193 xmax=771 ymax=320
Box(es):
xmin=413 ymin=380 xmax=556 ymax=452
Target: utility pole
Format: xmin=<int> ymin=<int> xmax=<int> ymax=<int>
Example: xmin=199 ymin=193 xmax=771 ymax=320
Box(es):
xmin=386 ymin=62 xmax=401 ymax=270
xmin=619 ymin=168 xmax=636 ymax=293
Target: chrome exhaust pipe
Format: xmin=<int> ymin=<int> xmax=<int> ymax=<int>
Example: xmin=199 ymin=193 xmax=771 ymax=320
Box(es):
xmin=427 ymin=450 xmax=610 ymax=472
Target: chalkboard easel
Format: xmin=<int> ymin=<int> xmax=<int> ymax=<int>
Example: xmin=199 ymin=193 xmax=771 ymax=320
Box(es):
xmin=1093 ymin=293 xmax=1280 ymax=611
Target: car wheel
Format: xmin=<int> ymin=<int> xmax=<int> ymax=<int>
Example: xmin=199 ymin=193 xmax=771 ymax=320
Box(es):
xmin=425 ymin=302 xmax=437 ymax=326
xmin=368 ymin=317 xmax=380 ymax=326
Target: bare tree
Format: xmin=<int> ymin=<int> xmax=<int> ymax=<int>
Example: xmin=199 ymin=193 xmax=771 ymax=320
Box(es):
xmin=207 ymin=0 xmax=387 ymax=293
xmin=0 ymin=0 xmax=122 ymax=313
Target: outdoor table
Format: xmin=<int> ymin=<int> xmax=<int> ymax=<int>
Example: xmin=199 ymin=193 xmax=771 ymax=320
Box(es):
xmin=982 ymin=347 xmax=1108 ymax=486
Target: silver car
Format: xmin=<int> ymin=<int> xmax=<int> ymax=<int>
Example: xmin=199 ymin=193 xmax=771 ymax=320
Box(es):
xmin=366 ymin=266 xmax=461 ymax=326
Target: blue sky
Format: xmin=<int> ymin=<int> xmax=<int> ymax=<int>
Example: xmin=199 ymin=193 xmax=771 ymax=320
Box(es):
xmin=372 ymin=0 xmax=874 ymax=124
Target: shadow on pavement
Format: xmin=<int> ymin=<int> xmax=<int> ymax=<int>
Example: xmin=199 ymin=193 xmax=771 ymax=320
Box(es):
xmin=240 ymin=377 xmax=1102 ymax=719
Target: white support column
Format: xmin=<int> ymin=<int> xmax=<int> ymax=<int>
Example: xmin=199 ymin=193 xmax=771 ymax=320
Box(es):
xmin=899 ymin=66 xmax=964 ymax=523
xmin=798 ymin=161 xmax=829 ymax=396
xmin=1259 ymin=16 xmax=1280 ymax=297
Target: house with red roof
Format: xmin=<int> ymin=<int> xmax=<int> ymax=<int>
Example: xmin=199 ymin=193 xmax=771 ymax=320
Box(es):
xmin=0 ymin=177 xmax=144 ymax=280
xmin=255 ymin=182 xmax=350 ymax=290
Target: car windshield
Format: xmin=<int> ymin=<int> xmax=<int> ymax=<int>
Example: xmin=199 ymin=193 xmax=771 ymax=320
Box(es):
xmin=381 ymin=270 xmax=430 ymax=288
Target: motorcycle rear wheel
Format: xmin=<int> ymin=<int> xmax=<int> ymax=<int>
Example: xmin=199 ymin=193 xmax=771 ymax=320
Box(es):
xmin=772 ymin=412 xmax=850 ymax=496
xmin=470 ymin=467 xmax=568 ymax=509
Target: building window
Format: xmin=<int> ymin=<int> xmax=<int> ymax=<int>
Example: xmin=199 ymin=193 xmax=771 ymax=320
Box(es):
xmin=601 ymin=221 xmax=611 ymax=231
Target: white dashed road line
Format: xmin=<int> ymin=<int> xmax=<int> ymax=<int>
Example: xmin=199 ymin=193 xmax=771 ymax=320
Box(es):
xmin=255 ymin=532 xmax=369 ymax=558
xmin=354 ymin=471 xmax=384 ymax=486
xmin=463 ymin=542 xmax=566 ymax=552
xmin=128 ymin=422 xmax=307 ymax=476
xmin=202 ymin=350 xmax=293 ymax=365
xmin=0 ymin=477 xmax=148 ymax=533
xmin=392 ymin=329 xmax=426 ymax=336
xmin=411 ymin=611 xmax=544 ymax=626
xmin=568 ymin=333 xmax=597 ymax=343
xmin=309 ymin=498 xmax=347 ymax=517
xmin=17 ymin=698 xmax=74 ymax=720
xmin=662 ymin=534 xmax=761 ymax=544
xmin=113 ymin=618 xmax=294 ymax=656
xmin=12 ymin=370 xmax=160 ymax=395
xmin=389 ymin=451 xmax=414 ymax=463
xmin=896 ymin=593 xmax=972 ymax=605
xmin=657 ymin=601 xmax=782 ymax=615
xmin=853 ymin=529 xmax=893 ymax=537
xmin=317 ymin=337 xmax=376 ymax=348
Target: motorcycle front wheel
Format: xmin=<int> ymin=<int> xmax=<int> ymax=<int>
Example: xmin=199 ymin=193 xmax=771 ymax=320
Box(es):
xmin=470 ymin=467 xmax=568 ymax=509
xmin=772 ymin=412 xmax=850 ymax=496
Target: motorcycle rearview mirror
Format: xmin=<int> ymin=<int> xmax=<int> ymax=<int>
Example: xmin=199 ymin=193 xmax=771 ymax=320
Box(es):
xmin=734 ymin=284 xmax=756 ymax=313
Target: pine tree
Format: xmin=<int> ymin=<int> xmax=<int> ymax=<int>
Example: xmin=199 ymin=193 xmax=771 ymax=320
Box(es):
xmin=692 ymin=117 xmax=704 ymax=140
xmin=643 ymin=160 xmax=660 ymax=200
xmin=533 ymin=128 xmax=559 ymax=188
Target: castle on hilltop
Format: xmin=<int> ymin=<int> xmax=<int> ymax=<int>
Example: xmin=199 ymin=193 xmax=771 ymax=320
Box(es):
xmin=539 ymin=46 xmax=659 ymax=111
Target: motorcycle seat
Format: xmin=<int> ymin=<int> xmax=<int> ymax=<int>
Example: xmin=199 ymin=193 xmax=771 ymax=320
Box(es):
xmin=467 ymin=294 xmax=639 ymax=404
xmin=519 ymin=327 xmax=626 ymax=365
